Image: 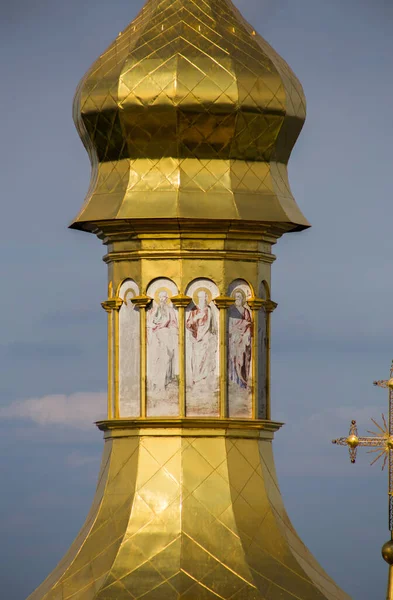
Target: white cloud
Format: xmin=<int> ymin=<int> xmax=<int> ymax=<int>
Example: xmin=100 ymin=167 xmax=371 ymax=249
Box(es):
xmin=0 ymin=391 xmax=106 ymax=429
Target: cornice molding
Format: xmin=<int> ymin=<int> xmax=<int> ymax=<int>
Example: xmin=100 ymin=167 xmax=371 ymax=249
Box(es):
xmin=96 ymin=418 xmax=284 ymax=434
xmin=103 ymin=249 xmax=276 ymax=264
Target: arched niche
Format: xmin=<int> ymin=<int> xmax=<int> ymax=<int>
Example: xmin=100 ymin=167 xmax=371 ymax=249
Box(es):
xmin=227 ymin=279 xmax=253 ymax=418
xmin=185 ymin=278 xmax=220 ymax=417
xmin=146 ymin=278 xmax=179 ymax=417
xmin=119 ymin=279 xmax=140 ymax=417
xmin=259 ymin=280 xmax=269 ymax=300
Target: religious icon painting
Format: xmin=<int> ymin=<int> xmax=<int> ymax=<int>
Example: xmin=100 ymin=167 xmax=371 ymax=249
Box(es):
xmin=119 ymin=279 xmax=140 ymax=417
xmin=227 ymin=280 xmax=253 ymax=418
xmin=146 ymin=278 xmax=179 ymax=417
xmin=185 ymin=278 xmax=220 ymax=417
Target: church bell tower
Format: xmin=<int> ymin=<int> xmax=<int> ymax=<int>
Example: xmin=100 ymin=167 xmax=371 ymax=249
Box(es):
xmin=28 ymin=1 xmax=351 ymax=598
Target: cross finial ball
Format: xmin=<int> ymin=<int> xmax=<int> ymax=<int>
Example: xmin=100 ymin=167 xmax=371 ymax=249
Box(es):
xmin=382 ymin=540 xmax=393 ymax=565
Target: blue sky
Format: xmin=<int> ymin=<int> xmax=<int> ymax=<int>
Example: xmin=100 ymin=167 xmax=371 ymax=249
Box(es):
xmin=0 ymin=0 xmax=392 ymax=598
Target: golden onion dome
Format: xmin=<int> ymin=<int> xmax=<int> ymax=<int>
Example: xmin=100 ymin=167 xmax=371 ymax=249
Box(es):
xmin=71 ymin=0 xmax=309 ymax=232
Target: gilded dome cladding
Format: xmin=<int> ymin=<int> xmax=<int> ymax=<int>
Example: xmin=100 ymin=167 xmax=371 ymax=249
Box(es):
xmin=72 ymin=0 xmax=309 ymax=232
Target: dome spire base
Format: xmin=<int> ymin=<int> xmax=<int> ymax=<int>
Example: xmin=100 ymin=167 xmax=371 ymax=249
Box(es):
xmin=27 ymin=427 xmax=350 ymax=600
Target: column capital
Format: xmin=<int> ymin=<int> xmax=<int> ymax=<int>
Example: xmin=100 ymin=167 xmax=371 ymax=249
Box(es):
xmin=264 ymin=299 xmax=278 ymax=313
xmin=101 ymin=297 xmax=123 ymax=313
xmin=213 ymin=296 xmax=235 ymax=309
xmin=131 ymin=295 xmax=152 ymax=309
xmin=171 ymin=294 xmax=192 ymax=308
xmin=247 ymin=298 xmax=277 ymax=312
xmin=247 ymin=297 xmax=265 ymax=311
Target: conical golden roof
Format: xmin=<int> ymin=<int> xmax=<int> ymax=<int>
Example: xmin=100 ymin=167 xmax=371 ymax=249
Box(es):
xmin=71 ymin=0 xmax=309 ymax=232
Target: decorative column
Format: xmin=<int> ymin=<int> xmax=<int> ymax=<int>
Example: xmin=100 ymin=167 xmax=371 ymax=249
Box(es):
xmin=264 ymin=299 xmax=278 ymax=421
xmin=171 ymin=295 xmax=192 ymax=417
xmin=101 ymin=297 xmax=123 ymax=419
xmin=213 ymin=296 xmax=235 ymax=418
xmin=247 ymin=297 xmax=265 ymax=419
xmin=131 ymin=295 xmax=151 ymax=419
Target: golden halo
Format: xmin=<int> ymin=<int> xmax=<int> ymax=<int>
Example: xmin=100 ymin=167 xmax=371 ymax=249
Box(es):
xmin=124 ymin=288 xmax=136 ymax=304
xmin=154 ymin=287 xmax=173 ymax=305
xmin=231 ymin=287 xmax=246 ymax=303
xmin=192 ymin=287 xmax=213 ymax=307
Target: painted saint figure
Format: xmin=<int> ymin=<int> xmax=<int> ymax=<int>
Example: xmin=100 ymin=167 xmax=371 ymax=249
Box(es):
xmin=119 ymin=282 xmax=140 ymax=417
xmin=228 ymin=290 xmax=252 ymax=389
xmin=186 ymin=290 xmax=217 ymax=387
xmin=147 ymin=289 xmax=178 ymax=393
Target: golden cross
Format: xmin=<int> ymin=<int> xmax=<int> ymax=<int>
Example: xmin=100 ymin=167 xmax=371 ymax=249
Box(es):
xmin=332 ymin=361 xmax=393 ymax=598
